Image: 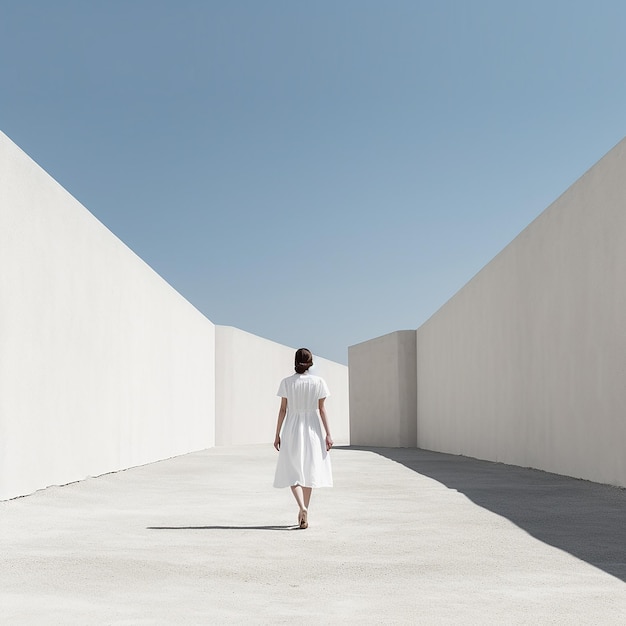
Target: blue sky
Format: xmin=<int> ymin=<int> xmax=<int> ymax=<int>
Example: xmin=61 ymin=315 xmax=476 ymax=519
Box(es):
xmin=2 ymin=0 xmax=625 ymax=363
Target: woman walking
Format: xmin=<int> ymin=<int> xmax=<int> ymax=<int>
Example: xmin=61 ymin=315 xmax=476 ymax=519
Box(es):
xmin=273 ymin=348 xmax=333 ymax=529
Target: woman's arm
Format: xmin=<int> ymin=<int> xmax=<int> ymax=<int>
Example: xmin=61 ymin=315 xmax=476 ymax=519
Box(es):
xmin=273 ymin=397 xmax=287 ymax=451
xmin=318 ymin=397 xmax=334 ymax=451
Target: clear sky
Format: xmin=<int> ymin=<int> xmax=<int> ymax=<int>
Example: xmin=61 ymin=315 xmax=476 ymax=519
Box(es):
xmin=2 ymin=1 xmax=625 ymax=363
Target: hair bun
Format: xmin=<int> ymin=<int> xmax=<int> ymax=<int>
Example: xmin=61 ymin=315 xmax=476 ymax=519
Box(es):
xmin=294 ymin=348 xmax=314 ymax=373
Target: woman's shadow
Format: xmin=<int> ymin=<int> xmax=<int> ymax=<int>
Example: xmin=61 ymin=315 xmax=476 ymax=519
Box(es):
xmin=147 ymin=525 xmax=300 ymax=531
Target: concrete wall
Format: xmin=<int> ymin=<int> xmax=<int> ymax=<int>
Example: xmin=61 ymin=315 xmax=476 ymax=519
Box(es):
xmin=0 ymin=129 xmax=350 ymax=500
xmin=0 ymin=131 xmax=215 ymax=500
xmin=417 ymin=137 xmax=626 ymax=487
xmin=215 ymin=325 xmax=349 ymax=446
xmin=348 ymin=137 xmax=626 ymax=488
xmin=349 ymin=330 xmax=416 ymax=447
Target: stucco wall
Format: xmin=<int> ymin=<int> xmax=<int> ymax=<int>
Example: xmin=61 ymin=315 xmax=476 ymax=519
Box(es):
xmin=348 ymin=330 xmax=417 ymax=447
xmin=416 ymin=137 xmax=626 ymax=486
xmin=0 ymin=131 xmax=215 ymax=500
xmin=347 ymin=137 xmax=626 ymax=487
xmin=215 ymin=326 xmax=349 ymax=446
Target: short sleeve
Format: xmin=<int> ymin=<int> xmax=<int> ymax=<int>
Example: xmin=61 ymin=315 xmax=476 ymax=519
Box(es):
xmin=277 ymin=378 xmax=287 ymax=398
xmin=317 ymin=377 xmax=330 ymax=399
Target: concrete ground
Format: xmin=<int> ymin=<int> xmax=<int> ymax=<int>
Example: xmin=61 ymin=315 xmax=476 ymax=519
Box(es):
xmin=2 ymin=445 xmax=626 ymax=625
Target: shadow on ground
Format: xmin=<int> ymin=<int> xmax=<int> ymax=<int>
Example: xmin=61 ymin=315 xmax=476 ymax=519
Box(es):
xmin=148 ymin=525 xmax=298 ymax=531
xmin=347 ymin=446 xmax=626 ymax=583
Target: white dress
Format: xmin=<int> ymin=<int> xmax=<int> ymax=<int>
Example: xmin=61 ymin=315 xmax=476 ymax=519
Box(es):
xmin=273 ymin=373 xmax=333 ymax=488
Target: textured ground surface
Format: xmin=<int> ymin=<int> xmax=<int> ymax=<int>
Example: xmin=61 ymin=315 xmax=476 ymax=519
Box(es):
xmin=2 ymin=445 xmax=626 ymax=624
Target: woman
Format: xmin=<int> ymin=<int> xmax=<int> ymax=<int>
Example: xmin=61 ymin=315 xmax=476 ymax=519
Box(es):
xmin=273 ymin=348 xmax=333 ymax=529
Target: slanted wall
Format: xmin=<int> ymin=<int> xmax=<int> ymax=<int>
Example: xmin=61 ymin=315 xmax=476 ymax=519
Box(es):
xmin=0 ymin=131 xmax=351 ymax=501
xmin=417 ymin=138 xmax=626 ymax=486
xmin=349 ymin=137 xmax=626 ymax=488
xmin=0 ymin=131 xmax=215 ymax=500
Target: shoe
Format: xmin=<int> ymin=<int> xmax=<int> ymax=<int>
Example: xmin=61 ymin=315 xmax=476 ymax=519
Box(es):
xmin=299 ymin=509 xmax=308 ymax=529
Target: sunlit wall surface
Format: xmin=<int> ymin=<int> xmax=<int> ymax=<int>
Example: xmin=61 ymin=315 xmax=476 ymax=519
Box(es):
xmin=351 ymin=138 xmax=626 ymax=488
xmin=0 ymin=131 xmax=217 ymax=500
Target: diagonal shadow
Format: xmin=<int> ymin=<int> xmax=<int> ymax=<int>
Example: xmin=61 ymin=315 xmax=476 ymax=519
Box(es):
xmin=348 ymin=446 xmax=626 ymax=582
xmin=148 ymin=525 xmax=299 ymax=531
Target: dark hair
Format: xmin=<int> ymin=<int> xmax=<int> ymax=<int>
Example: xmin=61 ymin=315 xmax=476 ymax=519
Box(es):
xmin=294 ymin=348 xmax=313 ymax=374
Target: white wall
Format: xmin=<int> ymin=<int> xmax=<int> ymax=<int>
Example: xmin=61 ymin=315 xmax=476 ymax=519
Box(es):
xmin=0 ymin=130 xmax=350 ymax=501
xmin=215 ymin=326 xmax=349 ymax=446
xmin=348 ymin=137 xmax=626 ymax=488
xmin=417 ymin=137 xmax=626 ymax=487
xmin=349 ymin=330 xmax=416 ymax=447
xmin=0 ymin=131 xmax=215 ymax=500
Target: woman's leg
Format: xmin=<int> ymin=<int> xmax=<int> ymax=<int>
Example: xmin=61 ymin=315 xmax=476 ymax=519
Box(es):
xmin=290 ymin=485 xmax=306 ymax=512
xmin=303 ymin=487 xmax=312 ymax=510
xmin=290 ymin=485 xmax=310 ymax=528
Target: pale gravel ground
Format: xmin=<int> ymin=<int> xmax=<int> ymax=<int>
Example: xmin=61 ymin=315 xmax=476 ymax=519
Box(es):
xmin=1 ymin=445 xmax=626 ymax=625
